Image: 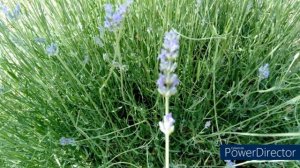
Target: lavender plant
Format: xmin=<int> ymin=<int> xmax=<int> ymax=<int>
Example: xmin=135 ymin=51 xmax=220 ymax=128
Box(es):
xmin=0 ymin=0 xmax=300 ymax=167
xmin=99 ymin=0 xmax=133 ymax=100
xmin=157 ymin=29 xmax=180 ymax=168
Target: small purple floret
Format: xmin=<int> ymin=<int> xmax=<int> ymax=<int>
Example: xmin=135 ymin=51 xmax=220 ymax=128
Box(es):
xmin=46 ymin=43 xmax=59 ymax=56
xmin=159 ymin=113 xmax=175 ymax=135
xmin=60 ymin=137 xmax=75 ymax=146
xmin=258 ymin=63 xmax=269 ymax=80
xmin=225 ymin=160 xmax=235 ymax=168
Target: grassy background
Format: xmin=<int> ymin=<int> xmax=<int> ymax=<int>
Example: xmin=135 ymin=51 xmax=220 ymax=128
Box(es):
xmin=1 ymin=0 xmax=300 ymax=167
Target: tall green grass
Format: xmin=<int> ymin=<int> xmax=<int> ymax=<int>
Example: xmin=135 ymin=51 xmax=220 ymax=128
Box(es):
xmin=0 ymin=0 xmax=300 ymax=167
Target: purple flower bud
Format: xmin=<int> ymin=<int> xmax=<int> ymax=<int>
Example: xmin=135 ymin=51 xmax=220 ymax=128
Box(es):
xmin=112 ymin=12 xmax=123 ymax=23
xmin=165 ymin=74 xmax=179 ymax=87
xmin=158 ymin=49 xmax=167 ymax=61
xmin=2 ymin=6 xmax=9 ymax=14
xmin=46 ymin=43 xmax=59 ymax=56
xmin=162 ymin=30 xmax=180 ymax=60
xmin=157 ymin=73 xmax=179 ymax=97
xmin=204 ymin=120 xmax=211 ymax=129
xmin=258 ymin=63 xmax=269 ymax=80
xmin=159 ymin=113 xmax=175 ymax=135
xmin=104 ymin=20 xmax=112 ymax=28
xmin=104 ymin=4 xmax=113 ymax=15
xmin=225 ymin=160 xmax=235 ymax=168
xmin=156 ymin=74 xmax=166 ymax=87
xmin=159 ymin=61 xmax=177 ymax=73
xmin=118 ymin=4 xmax=128 ymax=14
xmin=60 ymin=137 xmax=75 ymax=146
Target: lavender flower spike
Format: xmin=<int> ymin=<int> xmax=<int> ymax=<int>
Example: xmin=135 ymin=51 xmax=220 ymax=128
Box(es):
xmin=104 ymin=0 xmax=133 ymax=31
xmin=157 ymin=30 xmax=180 ymax=97
xmin=258 ymin=63 xmax=269 ymax=80
xmin=157 ymin=29 xmax=180 ymax=168
xmin=159 ymin=113 xmax=175 ymax=135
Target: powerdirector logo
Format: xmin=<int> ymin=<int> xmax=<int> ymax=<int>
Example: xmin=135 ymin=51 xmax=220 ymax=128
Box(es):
xmin=220 ymin=145 xmax=300 ymax=160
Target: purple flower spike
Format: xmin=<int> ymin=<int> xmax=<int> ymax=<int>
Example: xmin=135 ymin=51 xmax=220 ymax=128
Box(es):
xmin=103 ymin=1 xmax=133 ymax=31
xmin=157 ymin=30 xmax=180 ymax=97
xmin=159 ymin=113 xmax=175 ymax=135
xmin=157 ymin=74 xmax=166 ymax=88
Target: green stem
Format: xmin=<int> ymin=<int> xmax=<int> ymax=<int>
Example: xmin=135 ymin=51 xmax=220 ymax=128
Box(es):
xmin=165 ymin=96 xmax=170 ymax=168
xmin=165 ymin=134 xmax=170 ymax=168
xmin=114 ymin=31 xmax=125 ymax=100
xmin=212 ymin=39 xmax=222 ymax=144
xmin=165 ymin=96 xmax=169 ymax=115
